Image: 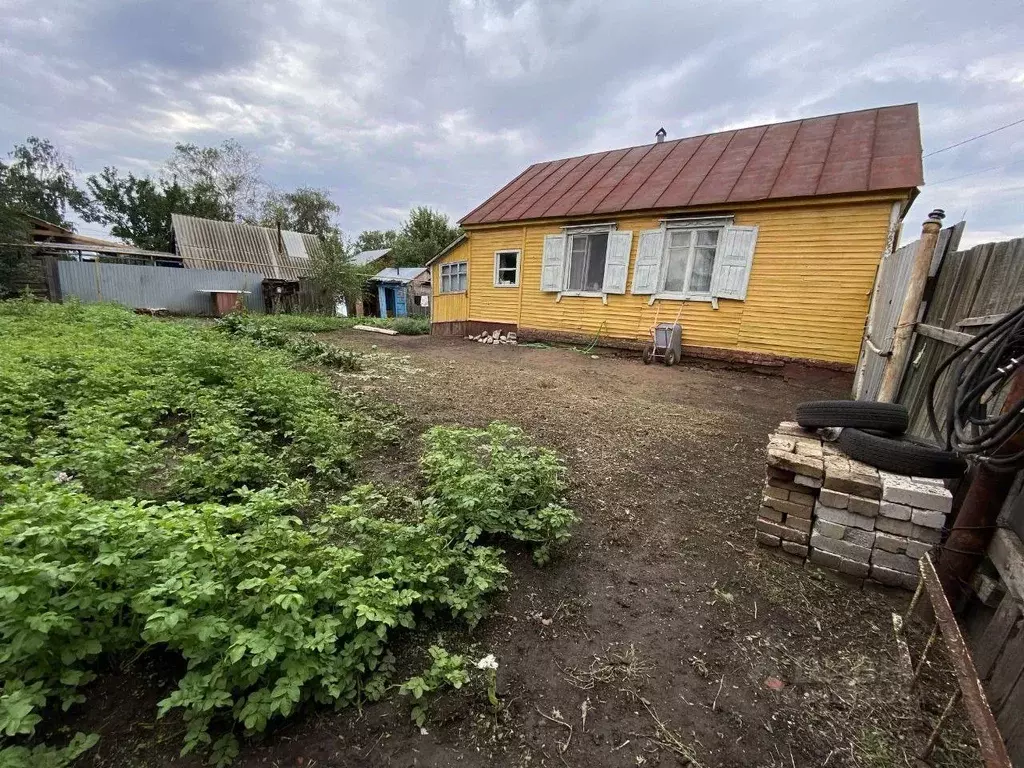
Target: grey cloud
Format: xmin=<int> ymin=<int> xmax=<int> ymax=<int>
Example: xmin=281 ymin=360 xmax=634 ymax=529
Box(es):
xmin=0 ymin=0 xmax=1021 ymax=242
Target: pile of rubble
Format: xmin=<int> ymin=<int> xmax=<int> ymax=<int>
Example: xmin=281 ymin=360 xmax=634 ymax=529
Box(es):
xmin=466 ymin=330 xmax=518 ymax=345
xmin=756 ymin=421 xmax=952 ymax=590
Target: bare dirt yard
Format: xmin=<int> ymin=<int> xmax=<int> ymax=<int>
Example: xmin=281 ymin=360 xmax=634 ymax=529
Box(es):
xmin=77 ymin=331 xmax=977 ymax=768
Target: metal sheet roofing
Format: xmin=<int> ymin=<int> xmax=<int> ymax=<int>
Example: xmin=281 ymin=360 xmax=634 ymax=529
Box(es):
xmin=171 ymin=214 xmax=322 ymax=280
xmin=352 ymin=248 xmax=391 ymax=266
xmin=370 ymin=267 xmax=428 ymax=284
xmin=461 ymin=104 xmax=923 ymax=226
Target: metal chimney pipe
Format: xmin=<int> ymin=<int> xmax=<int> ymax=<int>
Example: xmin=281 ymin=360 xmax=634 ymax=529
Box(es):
xmin=655 ymin=127 xmax=667 ymax=144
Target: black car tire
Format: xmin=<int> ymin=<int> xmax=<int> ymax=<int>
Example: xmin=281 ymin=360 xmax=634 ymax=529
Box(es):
xmin=837 ymin=428 xmax=967 ymax=478
xmin=796 ymin=400 xmax=909 ymax=434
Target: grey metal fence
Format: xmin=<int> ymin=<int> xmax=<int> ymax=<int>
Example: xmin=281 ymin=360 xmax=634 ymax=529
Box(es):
xmin=57 ymin=261 xmax=264 ymax=315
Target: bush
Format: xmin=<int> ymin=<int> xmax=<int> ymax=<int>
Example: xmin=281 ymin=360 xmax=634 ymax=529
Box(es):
xmin=217 ymin=313 xmax=362 ymax=371
xmin=251 ymin=314 xmax=430 ymax=336
xmin=0 ymin=301 xmax=577 ymax=764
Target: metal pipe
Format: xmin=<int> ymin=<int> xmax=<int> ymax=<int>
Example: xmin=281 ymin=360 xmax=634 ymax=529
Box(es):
xmin=912 ymin=621 xmax=940 ymax=689
xmin=937 ymin=367 xmax=1024 ymax=604
xmin=876 ymin=208 xmax=946 ymax=402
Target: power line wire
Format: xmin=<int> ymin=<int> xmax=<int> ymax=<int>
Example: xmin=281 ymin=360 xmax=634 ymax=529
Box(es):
xmin=929 ymin=159 xmax=1024 ymax=186
xmin=924 ymin=116 xmax=1024 ymax=158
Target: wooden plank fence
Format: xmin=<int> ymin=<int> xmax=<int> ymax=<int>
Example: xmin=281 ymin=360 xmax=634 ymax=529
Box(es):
xmin=895 ymin=235 xmax=1024 ymax=440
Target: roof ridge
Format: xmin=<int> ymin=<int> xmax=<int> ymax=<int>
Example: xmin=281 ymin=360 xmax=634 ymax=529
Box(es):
xmin=528 ymin=103 xmax=920 ymax=168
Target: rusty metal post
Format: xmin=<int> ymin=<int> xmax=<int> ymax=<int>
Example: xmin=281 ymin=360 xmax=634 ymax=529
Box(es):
xmin=920 ymin=689 xmax=962 ymax=760
xmin=938 ymin=368 xmax=1024 ymax=604
xmin=876 ymin=209 xmax=946 ymax=402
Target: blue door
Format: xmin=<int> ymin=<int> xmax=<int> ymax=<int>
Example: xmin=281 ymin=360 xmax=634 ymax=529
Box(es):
xmin=394 ymin=288 xmax=407 ymax=317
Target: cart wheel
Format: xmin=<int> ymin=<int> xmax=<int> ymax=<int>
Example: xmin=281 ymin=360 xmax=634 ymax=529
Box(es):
xmin=664 ymin=348 xmax=678 ymax=367
xmin=642 ymin=346 xmax=654 ymax=365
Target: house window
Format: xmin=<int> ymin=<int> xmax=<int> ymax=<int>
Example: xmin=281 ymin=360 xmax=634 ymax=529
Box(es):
xmin=566 ymin=232 xmax=608 ymax=293
xmin=661 ymin=228 xmax=720 ymax=296
xmin=494 ymin=250 xmax=520 ymax=287
xmin=440 ymin=261 xmax=467 ymax=293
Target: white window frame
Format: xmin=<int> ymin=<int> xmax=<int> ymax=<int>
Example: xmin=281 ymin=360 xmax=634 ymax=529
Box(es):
xmin=439 ymin=260 xmax=468 ymax=294
xmin=653 ymin=217 xmax=733 ymax=303
xmin=558 ymin=223 xmax=616 ymax=299
xmin=493 ymin=249 xmax=520 ymax=288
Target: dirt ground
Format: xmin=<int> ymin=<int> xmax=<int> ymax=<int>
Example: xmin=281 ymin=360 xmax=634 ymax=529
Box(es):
xmin=74 ymin=332 xmax=978 ymax=768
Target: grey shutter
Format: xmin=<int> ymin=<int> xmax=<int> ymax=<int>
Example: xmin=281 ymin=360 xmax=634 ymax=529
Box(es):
xmin=711 ymin=225 xmax=758 ymax=300
xmin=540 ymin=234 xmax=567 ymax=292
xmin=602 ymin=231 xmax=633 ymax=294
xmin=630 ymin=229 xmax=664 ymax=295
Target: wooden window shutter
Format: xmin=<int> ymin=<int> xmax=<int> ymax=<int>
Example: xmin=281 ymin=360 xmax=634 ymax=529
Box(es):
xmin=540 ymin=234 xmax=567 ymax=292
xmin=602 ymin=231 xmax=633 ymax=294
xmin=630 ymin=229 xmax=664 ymax=295
xmin=711 ymin=225 xmax=758 ymax=301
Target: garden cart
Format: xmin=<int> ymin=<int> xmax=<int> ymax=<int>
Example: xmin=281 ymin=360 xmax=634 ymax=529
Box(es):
xmin=642 ymin=304 xmax=683 ymax=366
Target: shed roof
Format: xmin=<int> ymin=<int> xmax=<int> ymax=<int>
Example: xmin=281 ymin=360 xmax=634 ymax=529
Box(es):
xmin=370 ymin=267 xmax=428 ymax=284
xmin=461 ymin=104 xmax=923 ymax=226
xmin=171 ymin=214 xmax=323 ymax=280
xmin=353 ymin=247 xmax=391 ymax=266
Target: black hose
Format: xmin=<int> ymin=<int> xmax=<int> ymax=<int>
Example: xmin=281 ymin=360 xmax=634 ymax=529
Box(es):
xmin=926 ymin=302 xmax=1024 ymax=471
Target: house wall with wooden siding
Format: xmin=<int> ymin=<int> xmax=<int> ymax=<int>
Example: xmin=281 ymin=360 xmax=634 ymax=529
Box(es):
xmin=443 ymin=193 xmax=906 ymax=364
xmin=431 ymin=239 xmax=470 ymax=323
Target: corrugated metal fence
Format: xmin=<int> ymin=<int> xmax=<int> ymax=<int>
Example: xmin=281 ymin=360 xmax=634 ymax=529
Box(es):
xmin=57 ymin=261 xmax=264 ymax=315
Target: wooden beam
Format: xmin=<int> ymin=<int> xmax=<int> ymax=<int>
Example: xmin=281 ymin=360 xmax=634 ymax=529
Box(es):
xmin=990 ymin=528 xmax=1024 ymax=602
xmin=916 ymin=322 xmax=975 ymax=347
xmin=960 ymin=313 xmax=1008 ymax=329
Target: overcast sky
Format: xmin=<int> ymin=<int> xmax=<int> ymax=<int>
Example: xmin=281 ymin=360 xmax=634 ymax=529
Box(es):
xmin=2 ymin=0 xmax=1021 ymax=247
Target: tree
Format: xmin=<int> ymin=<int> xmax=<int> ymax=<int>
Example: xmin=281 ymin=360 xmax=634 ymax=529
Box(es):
xmin=0 ymin=137 xmax=87 ymax=295
xmin=309 ymin=231 xmax=363 ymax=313
xmin=0 ymin=137 xmax=87 ymax=228
xmin=80 ymin=168 xmax=228 ymax=252
xmin=389 ymin=207 xmax=462 ymax=267
xmin=353 ymin=229 xmax=396 ymax=254
xmin=259 ymin=187 xmax=339 ymax=237
xmin=165 ymin=139 xmax=263 ymax=221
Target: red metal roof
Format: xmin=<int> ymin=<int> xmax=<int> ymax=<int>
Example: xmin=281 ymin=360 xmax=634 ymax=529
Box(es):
xmin=461 ymin=104 xmax=923 ymax=226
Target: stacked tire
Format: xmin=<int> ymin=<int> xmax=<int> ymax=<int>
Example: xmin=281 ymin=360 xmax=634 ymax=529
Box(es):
xmin=795 ymin=400 xmax=965 ymax=479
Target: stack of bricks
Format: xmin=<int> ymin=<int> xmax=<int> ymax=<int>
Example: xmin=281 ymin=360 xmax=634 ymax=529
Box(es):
xmin=808 ymin=457 xmax=951 ymax=589
xmin=755 ymin=421 xmax=954 ymax=590
xmin=755 ymin=422 xmax=824 ymax=560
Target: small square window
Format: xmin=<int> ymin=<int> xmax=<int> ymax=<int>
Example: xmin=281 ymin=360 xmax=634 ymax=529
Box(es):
xmin=440 ymin=261 xmax=468 ymax=293
xmin=494 ymin=250 xmax=520 ymax=287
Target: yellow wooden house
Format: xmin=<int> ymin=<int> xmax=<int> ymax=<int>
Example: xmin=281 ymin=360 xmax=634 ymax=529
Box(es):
xmin=428 ymin=104 xmax=924 ymax=368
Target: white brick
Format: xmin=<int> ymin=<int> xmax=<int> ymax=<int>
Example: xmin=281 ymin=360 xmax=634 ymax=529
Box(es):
xmin=811 ymin=532 xmax=871 ymax=563
xmin=911 ymin=525 xmax=943 ymax=545
xmin=874 ymin=532 xmax=909 ymax=554
xmin=809 ymin=548 xmax=869 ymax=577
xmin=794 ymin=474 xmax=823 ymax=489
xmin=911 ymin=508 xmax=947 ymax=530
xmin=845 ymin=528 xmax=876 ymax=549
xmin=870 ymin=564 xmax=918 ymax=590
xmin=818 ymin=488 xmax=849 ymax=509
xmin=879 ymin=501 xmax=912 ymax=521
xmin=871 ymin=549 xmax=918 ymax=575
xmin=880 ymin=472 xmax=952 ymax=512
xmin=814 ymin=502 xmax=875 ymax=531
xmin=876 ymin=516 xmax=913 ymax=537
xmin=848 ymin=494 xmax=880 ymax=517
xmin=815 ymin=519 xmax=846 ymax=539
xmin=906 ymin=540 xmax=934 ymax=560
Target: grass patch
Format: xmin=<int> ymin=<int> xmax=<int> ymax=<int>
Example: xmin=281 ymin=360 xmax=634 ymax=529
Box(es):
xmin=254 ymin=313 xmax=430 ymax=335
xmin=0 ymin=299 xmax=575 ymax=765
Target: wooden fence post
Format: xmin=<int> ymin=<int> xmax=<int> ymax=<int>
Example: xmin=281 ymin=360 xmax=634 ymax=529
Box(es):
xmin=876 ymin=209 xmax=946 ymax=402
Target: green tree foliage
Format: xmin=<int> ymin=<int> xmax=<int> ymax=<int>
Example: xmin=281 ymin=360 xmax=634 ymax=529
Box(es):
xmin=165 ymin=139 xmax=263 ymax=222
xmin=259 ymin=187 xmax=340 ymax=237
xmin=80 ymin=169 xmax=229 ymax=252
xmin=353 ymin=229 xmax=396 ymax=254
xmin=308 ymin=232 xmax=364 ymax=308
xmin=0 ymin=137 xmax=87 ymax=296
xmin=0 ymin=137 xmax=86 ymax=228
xmin=389 ymin=207 xmax=462 ymax=267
